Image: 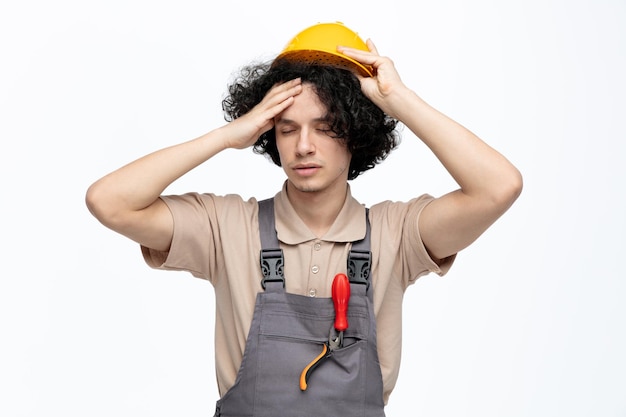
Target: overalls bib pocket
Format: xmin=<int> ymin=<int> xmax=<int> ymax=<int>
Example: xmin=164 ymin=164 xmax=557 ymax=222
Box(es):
xmin=253 ymin=292 xmax=373 ymax=414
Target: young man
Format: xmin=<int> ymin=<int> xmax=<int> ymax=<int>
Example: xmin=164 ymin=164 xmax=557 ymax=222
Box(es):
xmin=86 ymin=29 xmax=522 ymax=416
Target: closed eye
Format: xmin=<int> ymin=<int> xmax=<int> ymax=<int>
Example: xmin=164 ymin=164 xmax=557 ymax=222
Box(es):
xmin=317 ymin=127 xmax=340 ymax=138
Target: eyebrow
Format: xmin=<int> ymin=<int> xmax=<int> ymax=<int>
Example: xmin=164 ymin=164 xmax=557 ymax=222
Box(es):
xmin=275 ymin=116 xmax=331 ymax=126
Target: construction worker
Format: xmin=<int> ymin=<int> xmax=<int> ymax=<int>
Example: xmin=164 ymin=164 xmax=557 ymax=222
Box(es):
xmin=86 ymin=22 xmax=522 ymax=416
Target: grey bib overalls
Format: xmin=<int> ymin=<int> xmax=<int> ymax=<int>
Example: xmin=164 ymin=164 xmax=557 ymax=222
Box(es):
xmin=213 ymin=199 xmax=385 ymax=417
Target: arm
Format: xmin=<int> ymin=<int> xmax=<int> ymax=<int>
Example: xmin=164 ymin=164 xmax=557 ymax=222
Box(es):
xmin=339 ymin=42 xmax=522 ymax=261
xmin=85 ymin=79 xmax=303 ymax=252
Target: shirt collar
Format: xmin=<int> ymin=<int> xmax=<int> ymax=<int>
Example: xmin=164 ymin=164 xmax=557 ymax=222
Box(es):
xmin=273 ymin=181 xmax=367 ymax=245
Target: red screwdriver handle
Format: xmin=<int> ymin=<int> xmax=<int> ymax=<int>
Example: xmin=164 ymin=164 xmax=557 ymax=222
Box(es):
xmin=332 ymin=273 xmax=350 ymax=332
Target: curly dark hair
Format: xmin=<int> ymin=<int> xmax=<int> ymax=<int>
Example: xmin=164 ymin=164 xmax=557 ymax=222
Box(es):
xmin=222 ymin=59 xmax=400 ymax=180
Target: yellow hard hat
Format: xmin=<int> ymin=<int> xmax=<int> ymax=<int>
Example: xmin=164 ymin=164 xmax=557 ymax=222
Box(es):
xmin=275 ymin=22 xmax=373 ymax=77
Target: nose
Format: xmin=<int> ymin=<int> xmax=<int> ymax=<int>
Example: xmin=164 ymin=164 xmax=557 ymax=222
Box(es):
xmin=295 ymin=128 xmax=315 ymax=156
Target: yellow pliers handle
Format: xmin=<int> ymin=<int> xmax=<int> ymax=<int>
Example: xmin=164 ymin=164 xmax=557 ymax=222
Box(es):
xmin=299 ymin=343 xmax=332 ymax=391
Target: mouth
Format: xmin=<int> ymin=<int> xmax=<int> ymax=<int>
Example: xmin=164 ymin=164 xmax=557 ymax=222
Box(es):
xmin=292 ymin=163 xmax=321 ymax=177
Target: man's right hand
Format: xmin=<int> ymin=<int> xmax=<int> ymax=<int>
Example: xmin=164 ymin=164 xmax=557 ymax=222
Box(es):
xmin=222 ymin=78 xmax=302 ymax=150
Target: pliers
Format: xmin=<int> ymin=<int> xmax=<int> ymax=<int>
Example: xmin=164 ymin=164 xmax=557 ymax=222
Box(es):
xmin=300 ymin=273 xmax=350 ymax=391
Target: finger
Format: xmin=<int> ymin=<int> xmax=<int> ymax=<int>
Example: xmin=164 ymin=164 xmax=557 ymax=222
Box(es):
xmin=255 ymin=79 xmax=302 ymax=122
xmin=276 ymin=77 xmax=303 ymax=92
xmin=337 ymin=45 xmax=378 ymax=66
xmin=257 ymin=82 xmax=301 ymax=117
xmin=277 ymin=77 xmax=303 ymax=90
xmin=365 ymin=38 xmax=379 ymax=55
xmin=264 ymin=78 xmax=302 ymax=105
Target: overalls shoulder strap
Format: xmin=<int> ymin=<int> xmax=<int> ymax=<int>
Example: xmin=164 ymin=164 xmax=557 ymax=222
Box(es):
xmin=347 ymin=209 xmax=372 ymax=292
xmin=258 ymin=198 xmax=285 ymax=290
xmin=258 ymin=197 xmax=372 ymax=293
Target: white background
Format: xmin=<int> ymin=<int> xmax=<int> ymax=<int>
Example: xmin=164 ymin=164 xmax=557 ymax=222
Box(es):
xmin=1 ymin=1 xmax=625 ymax=416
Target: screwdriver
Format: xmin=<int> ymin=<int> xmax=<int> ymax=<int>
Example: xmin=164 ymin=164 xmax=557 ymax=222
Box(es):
xmin=331 ymin=273 xmax=350 ymax=348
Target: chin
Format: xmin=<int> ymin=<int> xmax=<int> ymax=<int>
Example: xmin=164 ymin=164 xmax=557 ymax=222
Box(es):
xmin=289 ymin=179 xmax=322 ymax=194
xmin=294 ymin=184 xmax=321 ymax=193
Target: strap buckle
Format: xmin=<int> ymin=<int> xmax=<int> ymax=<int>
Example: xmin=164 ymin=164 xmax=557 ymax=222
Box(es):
xmin=347 ymin=249 xmax=371 ymax=289
xmin=260 ymin=249 xmax=285 ymax=289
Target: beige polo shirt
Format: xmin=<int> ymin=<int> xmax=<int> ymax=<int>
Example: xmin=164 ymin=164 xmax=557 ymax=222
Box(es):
xmin=142 ymin=183 xmax=454 ymax=404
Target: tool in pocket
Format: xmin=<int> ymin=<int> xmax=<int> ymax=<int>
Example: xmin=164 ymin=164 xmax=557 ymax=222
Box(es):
xmin=299 ymin=273 xmax=351 ymax=391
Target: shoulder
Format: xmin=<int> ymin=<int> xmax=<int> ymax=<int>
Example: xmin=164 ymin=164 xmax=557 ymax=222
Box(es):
xmin=147 ymin=192 xmax=263 ymax=280
xmin=368 ymin=194 xmax=452 ymax=282
xmin=368 ymin=194 xmax=435 ymax=222
xmin=367 ymin=194 xmax=435 ymax=244
xmin=160 ymin=192 xmax=262 ymax=244
xmin=161 ymin=192 xmax=259 ymax=217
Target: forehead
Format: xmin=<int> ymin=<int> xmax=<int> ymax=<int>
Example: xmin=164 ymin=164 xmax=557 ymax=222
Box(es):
xmin=275 ymin=84 xmax=328 ymax=123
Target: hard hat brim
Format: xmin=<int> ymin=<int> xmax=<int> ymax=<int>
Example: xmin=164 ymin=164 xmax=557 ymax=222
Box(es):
xmin=274 ymin=22 xmax=374 ymax=77
xmin=275 ymin=50 xmax=373 ymax=77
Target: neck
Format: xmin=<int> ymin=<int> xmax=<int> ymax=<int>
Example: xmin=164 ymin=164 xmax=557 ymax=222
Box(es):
xmin=285 ymin=182 xmax=348 ymax=238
